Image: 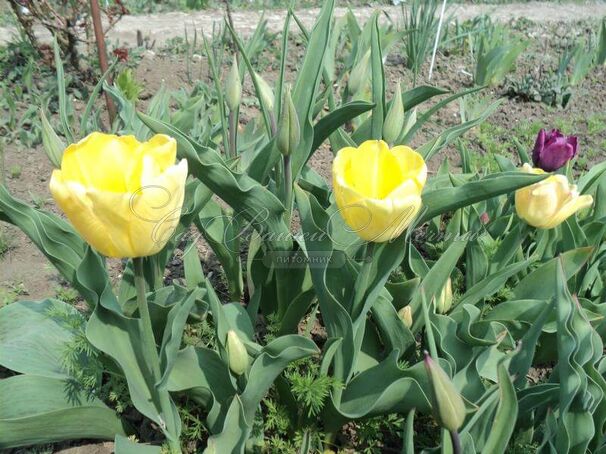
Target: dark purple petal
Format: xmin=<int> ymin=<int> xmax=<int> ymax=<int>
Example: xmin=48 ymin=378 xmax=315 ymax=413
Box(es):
xmin=532 ymin=128 xmax=546 ymax=166
xmin=544 ymin=129 xmax=564 ymax=147
xmin=567 ymin=135 xmax=578 ymax=157
xmin=541 ymin=140 xmax=575 ymax=171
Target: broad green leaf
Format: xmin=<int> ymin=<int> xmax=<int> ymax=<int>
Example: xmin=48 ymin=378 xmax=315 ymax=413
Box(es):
xmin=0 ymin=375 xmax=127 ymax=449
xmin=86 ymin=284 xmax=181 ymax=441
xmin=195 ymin=199 xmax=243 ymax=300
xmin=410 ymin=239 xmax=468 ymax=332
xmin=513 ymin=247 xmax=593 ymax=300
xmin=240 ymin=335 xmax=319 ymax=423
xmin=482 ymin=362 xmax=518 ymax=454
xmin=0 ymin=186 xmax=107 ymax=307
xmin=553 ymin=257 xmax=596 ymax=453
xmin=157 ymin=289 xmax=200 ymax=388
xmin=419 ymin=171 xmax=548 ymax=224
xmin=114 ymin=435 xmax=161 ymax=454
xmin=204 ymin=396 xmax=248 ymax=454
xmin=326 ymin=354 xmax=431 ymax=428
xmin=168 ymin=345 xmax=235 ymax=410
xmin=290 ymin=0 xmax=335 ymax=179
xmin=312 ymin=101 xmax=374 ymax=152
xmin=508 ymin=300 xmax=555 ymax=388
xmin=0 ymin=299 xmax=82 ymax=378
xmin=456 ymin=259 xmax=531 ymax=308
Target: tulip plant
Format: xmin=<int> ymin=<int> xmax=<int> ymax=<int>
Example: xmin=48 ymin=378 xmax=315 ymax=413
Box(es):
xmin=1 ymin=2 xmax=606 ymax=453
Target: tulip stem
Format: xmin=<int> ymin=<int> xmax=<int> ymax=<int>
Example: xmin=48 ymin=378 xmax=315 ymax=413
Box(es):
xmin=228 ymin=109 xmax=238 ymax=159
xmin=133 ymin=258 xmax=181 ymax=453
xmin=283 ymin=154 xmax=292 ymax=219
xmin=352 ymin=242 xmax=375 ymax=314
xmin=449 ymin=430 xmax=462 ymax=454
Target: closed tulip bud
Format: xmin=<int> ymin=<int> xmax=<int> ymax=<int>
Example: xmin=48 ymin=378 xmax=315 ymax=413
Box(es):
xmin=254 ymin=72 xmax=275 ymax=113
xmin=435 ymin=278 xmax=453 ymax=314
xmin=515 ymin=163 xmax=593 ymax=229
xmin=402 ymin=108 xmax=417 ymax=138
xmin=348 ymin=50 xmax=370 ymax=94
xmin=383 ymin=82 xmax=404 ymax=144
xmin=397 ymin=306 xmax=413 ymax=329
xmin=423 ymin=352 xmax=466 ymax=432
xmin=276 ymin=86 xmax=300 ymax=157
xmin=225 ymin=56 xmax=241 ymax=111
xmin=333 ymin=140 xmax=427 ymax=242
xmin=226 ymin=330 xmax=248 ymax=376
xmin=50 ymin=133 xmax=187 ymax=258
xmin=532 ymin=128 xmax=578 ymax=172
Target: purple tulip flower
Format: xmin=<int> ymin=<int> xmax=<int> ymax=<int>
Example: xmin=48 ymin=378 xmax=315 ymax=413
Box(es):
xmin=532 ymin=128 xmax=578 ymax=172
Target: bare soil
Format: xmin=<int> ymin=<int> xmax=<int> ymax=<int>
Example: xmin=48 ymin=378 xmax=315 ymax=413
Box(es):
xmin=2 ymin=2 xmax=606 ymax=46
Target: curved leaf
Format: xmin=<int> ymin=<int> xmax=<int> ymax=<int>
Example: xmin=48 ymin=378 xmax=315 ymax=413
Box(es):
xmin=0 ymin=375 xmax=127 ymax=449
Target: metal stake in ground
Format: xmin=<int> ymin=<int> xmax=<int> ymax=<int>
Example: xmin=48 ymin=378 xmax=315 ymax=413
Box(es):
xmin=89 ymin=0 xmax=117 ymax=126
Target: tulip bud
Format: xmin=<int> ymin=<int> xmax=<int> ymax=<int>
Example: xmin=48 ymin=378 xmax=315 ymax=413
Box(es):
xmin=423 ymin=352 xmax=466 ymax=432
xmin=435 ymin=278 xmax=453 ymax=314
xmin=515 ymin=163 xmax=593 ymax=229
xmin=402 ymin=108 xmax=417 ymax=139
xmin=276 ymin=86 xmax=300 ymax=157
xmin=383 ymin=82 xmax=404 ymax=144
xmin=397 ymin=306 xmax=413 ymax=329
xmin=226 ymin=330 xmax=248 ymax=375
xmin=254 ymin=72 xmax=275 ymax=113
xmin=225 ymin=56 xmax=241 ymax=111
xmin=348 ymin=50 xmax=370 ymax=94
xmin=532 ymin=128 xmax=578 ymax=172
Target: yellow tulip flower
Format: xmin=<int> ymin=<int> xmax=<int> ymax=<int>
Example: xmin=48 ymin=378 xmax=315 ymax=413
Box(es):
xmin=515 ymin=163 xmax=593 ymax=229
xmin=50 ymin=132 xmax=188 ymax=258
xmin=333 ymin=140 xmax=427 ymax=242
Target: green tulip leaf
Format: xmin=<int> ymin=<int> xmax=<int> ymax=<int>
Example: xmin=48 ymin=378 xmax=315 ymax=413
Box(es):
xmin=419 ymin=171 xmax=548 ymax=224
xmin=0 ymin=186 xmax=108 ymax=308
xmin=0 ymin=375 xmax=127 ymax=449
xmin=513 ymin=247 xmax=593 ymax=300
xmin=482 ymin=362 xmax=518 ymax=454
xmin=114 ymin=435 xmax=161 ymax=454
xmin=0 ymin=299 xmax=82 ymax=378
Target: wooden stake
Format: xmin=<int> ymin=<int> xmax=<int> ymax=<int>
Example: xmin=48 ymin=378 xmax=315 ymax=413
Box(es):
xmin=89 ymin=0 xmax=117 ymax=126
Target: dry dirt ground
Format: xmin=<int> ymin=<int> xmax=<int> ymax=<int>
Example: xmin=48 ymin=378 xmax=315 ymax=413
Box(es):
xmin=1 ymin=2 xmax=606 ymax=46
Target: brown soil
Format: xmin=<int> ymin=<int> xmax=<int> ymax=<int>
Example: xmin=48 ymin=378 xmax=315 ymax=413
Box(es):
xmin=2 ymin=2 xmax=606 ymax=47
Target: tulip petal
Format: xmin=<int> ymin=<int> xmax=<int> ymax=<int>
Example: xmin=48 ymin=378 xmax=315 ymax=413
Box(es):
xmin=338 ymin=140 xmax=403 ymax=199
xmin=127 ymin=135 xmax=177 ymax=192
xmin=392 ymin=145 xmax=427 ymax=188
xmin=61 ymin=132 xmax=140 ymax=193
xmin=532 ymin=128 xmax=546 ymax=167
xmin=333 ymin=141 xmax=426 ymax=242
xmin=543 ymin=194 xmax=593 ymax=229
xmin=50 ymin=170 xmax=122 ymax=257
xmin=85 ymin=190 xmax=138 ymax=257
xmin=129 ymin=159 xmax=188 ymax=256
